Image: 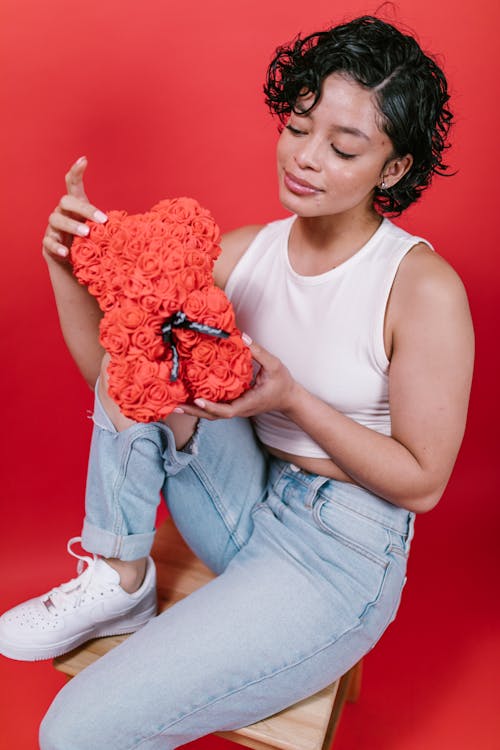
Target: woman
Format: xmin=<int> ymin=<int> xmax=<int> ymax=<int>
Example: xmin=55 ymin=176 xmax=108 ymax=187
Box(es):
xmin=0 ymin=16 xmax=473 ymax=750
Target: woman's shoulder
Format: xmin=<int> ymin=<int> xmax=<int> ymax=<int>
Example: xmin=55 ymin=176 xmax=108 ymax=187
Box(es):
xmin=214 ymin=224 xmax=264 ymax=289
xmin=388 ymin=241 xmax=472 ymax=338
xmin=397 ymin=242 xmax=468 ymax=301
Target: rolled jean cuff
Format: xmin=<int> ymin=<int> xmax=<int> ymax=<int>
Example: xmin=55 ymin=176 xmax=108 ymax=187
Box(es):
xmin=81 ymin=519 xmax=156 ymax=561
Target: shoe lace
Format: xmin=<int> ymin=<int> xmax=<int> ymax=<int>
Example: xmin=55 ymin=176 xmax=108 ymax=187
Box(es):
xmin=43 ymin=537 xmax=116 ymax=613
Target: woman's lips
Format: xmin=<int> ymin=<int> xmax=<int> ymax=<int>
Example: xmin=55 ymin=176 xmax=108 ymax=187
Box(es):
xmin=283 ymin=171 xmax=323 ymax=196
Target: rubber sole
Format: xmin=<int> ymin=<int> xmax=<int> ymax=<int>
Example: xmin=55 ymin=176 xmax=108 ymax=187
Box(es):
xmin=0 ymin=603 xmax=158 ymax=662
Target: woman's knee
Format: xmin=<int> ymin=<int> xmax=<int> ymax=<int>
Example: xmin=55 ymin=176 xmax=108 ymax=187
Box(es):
xmin=97 ymin=352 xmax=197 ymax=444
xmin=162 ymin=410 xmax=199 ymax=450
xmin=97 ymin=353 xmax=136 ymax=432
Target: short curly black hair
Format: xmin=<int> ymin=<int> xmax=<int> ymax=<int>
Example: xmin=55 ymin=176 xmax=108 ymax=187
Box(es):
xmin=264 ymin=16 xmax=453 ymax=215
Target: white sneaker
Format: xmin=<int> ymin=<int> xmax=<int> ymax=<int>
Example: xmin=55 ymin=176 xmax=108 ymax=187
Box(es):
xmin=0 ymin=537 xmax=158 ymax=661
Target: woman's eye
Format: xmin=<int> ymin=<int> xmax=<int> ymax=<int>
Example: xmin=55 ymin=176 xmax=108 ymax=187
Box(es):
xmin=332 ymin=146 xmax=356 ymax=160
xmin=285 ymin=124 xmax=304 ymax=135
xmin=285 ymin=124 xmax=356 ymax=159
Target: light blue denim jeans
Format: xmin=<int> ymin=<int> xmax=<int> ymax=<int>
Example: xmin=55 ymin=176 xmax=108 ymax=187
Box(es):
xmin=40 ymin=389 xmax=415 ymax=750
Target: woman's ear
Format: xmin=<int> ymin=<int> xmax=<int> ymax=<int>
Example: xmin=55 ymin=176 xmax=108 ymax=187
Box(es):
xmin=379 ymin=153 xmax=414 ymax=189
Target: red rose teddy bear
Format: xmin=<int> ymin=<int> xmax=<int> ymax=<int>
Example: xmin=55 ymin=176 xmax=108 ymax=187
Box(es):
xmin=71 ymin=197 xmax=253 ymax=422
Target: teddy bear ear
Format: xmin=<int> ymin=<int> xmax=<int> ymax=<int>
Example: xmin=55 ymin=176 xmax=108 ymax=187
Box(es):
xmin=150 ymin=198 xmax=174 ymax=216
xmin=189 ymin=204 xmax=221 ymax=243
xmin=150 ymin=197 xmax=222 ymax=257
xmin=71 ymin=233 xmax=103 ymax=283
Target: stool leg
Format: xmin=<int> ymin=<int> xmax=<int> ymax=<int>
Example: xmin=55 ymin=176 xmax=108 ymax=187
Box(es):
xmin=320 ymin=661 xmax=363 ymax=750
xmin=346 ymin=660 xmax=363 ymax=703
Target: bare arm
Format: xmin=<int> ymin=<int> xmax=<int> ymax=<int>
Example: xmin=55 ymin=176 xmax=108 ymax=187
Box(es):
xmin=42 ymin=157 xmax=109 ymax=387
xmin=213 ymin=224 xmax=263 ymax=288
xmin=44 ymin=256 xmax=104 ymax=387
xmin=180 ymin=246 xmax=475 ymax=513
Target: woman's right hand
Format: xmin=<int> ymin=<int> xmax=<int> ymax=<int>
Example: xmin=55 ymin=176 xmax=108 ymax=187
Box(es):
xmin=42 ymin=156 xmax=108 ymax=263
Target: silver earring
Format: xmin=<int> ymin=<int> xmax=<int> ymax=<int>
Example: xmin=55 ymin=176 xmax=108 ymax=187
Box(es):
xmin=381 ymin=181 xmax=387 ymax=189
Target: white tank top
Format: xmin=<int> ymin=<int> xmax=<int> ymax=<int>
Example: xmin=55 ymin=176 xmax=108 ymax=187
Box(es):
xmin=225 ymin=215 xmax=432 ymax=459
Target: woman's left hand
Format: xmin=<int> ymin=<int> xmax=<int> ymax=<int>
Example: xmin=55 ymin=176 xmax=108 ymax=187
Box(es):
xmin=177 ymin=339 xmax=300 ymax=420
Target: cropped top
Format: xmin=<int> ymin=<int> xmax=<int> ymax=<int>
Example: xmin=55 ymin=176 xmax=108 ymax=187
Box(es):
xmin=225 ymin=215 xmax=432 ymax=459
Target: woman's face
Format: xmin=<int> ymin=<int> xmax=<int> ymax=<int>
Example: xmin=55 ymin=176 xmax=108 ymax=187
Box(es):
xmin=276 ymin=72 xmax=408 ymax=220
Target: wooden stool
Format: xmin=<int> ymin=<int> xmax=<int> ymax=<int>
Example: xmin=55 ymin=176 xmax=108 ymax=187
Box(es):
xmin=54 ymin=519 xmax=362 ymax=750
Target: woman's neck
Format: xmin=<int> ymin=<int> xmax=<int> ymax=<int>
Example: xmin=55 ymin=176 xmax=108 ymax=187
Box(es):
xmin=288 ymin=209 xmax=383 ymax=276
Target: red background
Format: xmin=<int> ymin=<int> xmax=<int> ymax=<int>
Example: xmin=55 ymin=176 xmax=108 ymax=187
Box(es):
xmin=0 ymin=1 xmax=498 ymax=748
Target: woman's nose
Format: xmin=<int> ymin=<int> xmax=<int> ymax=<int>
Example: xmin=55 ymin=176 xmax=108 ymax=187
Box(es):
xmin=294 ymin=136 xmax=322 ymax=171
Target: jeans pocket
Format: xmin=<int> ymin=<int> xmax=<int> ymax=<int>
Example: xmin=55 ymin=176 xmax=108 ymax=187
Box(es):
xmin=312 ymin=497 xmax=390 ymax=569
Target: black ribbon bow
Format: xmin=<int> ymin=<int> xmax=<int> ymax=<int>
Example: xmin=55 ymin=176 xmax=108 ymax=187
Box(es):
xmin=161 ymin=311 xmax=230 ymax=382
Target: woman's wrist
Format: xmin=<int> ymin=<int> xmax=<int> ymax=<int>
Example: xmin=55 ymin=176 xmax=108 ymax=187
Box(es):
xmin=281 ymin=380 xmax=311 ymax=419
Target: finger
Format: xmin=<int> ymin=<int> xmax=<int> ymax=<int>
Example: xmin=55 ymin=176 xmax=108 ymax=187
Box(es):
xmin=42 ymin=234 xmax=70 ymax=258
xmin=192 ymin=399 xmax=237 ymax=419
xmin=49 ymin=210 xmax=91 ymax=238
xmin=46 ymin=227 xmax=63 ymax=243
xmin=173 ymin=403 xmax=220 ymax=420
xmin=65 ymin=156 xmax=89 ymax=200
xmin=59 ymin=194 xmax=108 ymax=223
xmin=247 ymin=339 xmax=278 ymax=369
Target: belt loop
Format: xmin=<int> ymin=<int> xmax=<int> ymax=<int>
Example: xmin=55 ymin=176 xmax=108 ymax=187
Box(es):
xmin=405 ymin=513 xmax=416 ymax=553
xmin=304 ymin=475 xmax=331 ymax=509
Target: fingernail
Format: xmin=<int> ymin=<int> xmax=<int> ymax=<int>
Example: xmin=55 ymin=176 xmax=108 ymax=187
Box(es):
xmin=242 ymin=332 xmax=252 ymax=345
xmin=75 ymin=155 xmax=87 ymax=165
xmin=93 ymin=210 xmax=108 ymax=223
xmin=76 ymin=224 xmax=90 ymax=236
xmin=194 ymin=398 xmax=206 ymax=408
xmin=57 ymin=246 xmax=68 ymax=257
xmin=173 ymin=407 xmax=184 ymax=414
